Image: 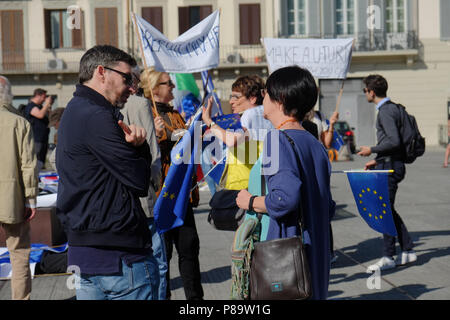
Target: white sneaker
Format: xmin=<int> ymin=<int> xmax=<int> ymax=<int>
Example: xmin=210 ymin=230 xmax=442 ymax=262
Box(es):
xmin=369 ymin=256 xmax=396 ymax=271
xmin=395 ymin=251 xmax=417 ymax=266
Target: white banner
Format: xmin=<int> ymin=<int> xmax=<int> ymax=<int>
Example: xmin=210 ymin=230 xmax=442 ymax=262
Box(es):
xmin=133 ymin=11 xmax=220 ymax=73
xmin=262 ymin=38 xmax=353 ymax=79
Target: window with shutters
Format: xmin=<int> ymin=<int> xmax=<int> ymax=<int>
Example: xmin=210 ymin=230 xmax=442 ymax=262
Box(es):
xmin=95 ymin=7 xmax=118 ymax=47
xmin=335 ymin=0 xmax=355 ymax=35
xmin=239 ymin=4 xmax=261 ymax=45
xmin=287 ymin=0 xmax=307 ymax=36
xmin=1 ymin=10 xmax=25 ymax=70
xmin=178 ymin=5 xmax=212 ymax=35
xmin=385 ymin=0 xmax=406 ymax=33
xmin=142 ymin=7 xmax=163 ymax=32
xmin=44 ymin=9 xmax=84 ymax=49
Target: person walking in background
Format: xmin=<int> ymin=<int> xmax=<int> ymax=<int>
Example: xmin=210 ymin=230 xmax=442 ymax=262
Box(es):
xmin=56 ymin=45 xmax=159 ymax=300
xmin=235 ymin=66 xmax=336 ymax=300
xmin=139 ymin=67 xmax=203 ymax=300
xmin=0 ymin=76 xmax=38 ymax=300
xmin=24 ymin=88 xmax=54 ymax=171
xmin=443 ymin=115 xmax=450 ymax=168
xmin=120 ymin=66 xmax=168 ymax=300
xmin=358 ymin=74 xmax=416 ymax=270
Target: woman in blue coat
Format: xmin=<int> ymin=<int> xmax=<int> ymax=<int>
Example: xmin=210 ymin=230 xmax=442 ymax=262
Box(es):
xmin=236 ymin=66 xmax=336 ymax=300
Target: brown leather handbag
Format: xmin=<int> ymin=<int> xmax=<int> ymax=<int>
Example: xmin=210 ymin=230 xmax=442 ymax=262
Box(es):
xmin=249 ymin=130 xmax=312 ymax=300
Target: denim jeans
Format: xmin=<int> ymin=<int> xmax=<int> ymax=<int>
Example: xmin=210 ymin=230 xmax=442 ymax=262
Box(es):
xmin=376 ymin=160 xmax=413 ymax=257
xmin=76 ymin=255 xmax=160 ymax=300
xmin=148 ymin=218 xmax=168 ymax=300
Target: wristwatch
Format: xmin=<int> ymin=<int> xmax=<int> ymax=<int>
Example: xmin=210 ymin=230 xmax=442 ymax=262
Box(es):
xmin=248 ymin=195 xmax=257 ymax=212
xmin=209 ymin=121 xmax=216 ymax=128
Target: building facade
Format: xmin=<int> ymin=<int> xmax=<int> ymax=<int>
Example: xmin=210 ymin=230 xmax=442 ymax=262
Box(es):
xmin=0 ymin=0 xmax=449 ymax=146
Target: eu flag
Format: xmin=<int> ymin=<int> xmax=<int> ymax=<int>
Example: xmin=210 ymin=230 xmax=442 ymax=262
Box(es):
xmin=154 ymin=111 xmax=202 ymax=234
xmin=331 ymin=131 xmax=345 ymax=151
xmin=347 ymin=172 xmax=397 ymax=237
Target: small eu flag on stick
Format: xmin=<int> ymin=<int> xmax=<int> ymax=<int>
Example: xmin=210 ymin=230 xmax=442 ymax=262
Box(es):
xmin=346 ymin=171 xmax=397 ymax=237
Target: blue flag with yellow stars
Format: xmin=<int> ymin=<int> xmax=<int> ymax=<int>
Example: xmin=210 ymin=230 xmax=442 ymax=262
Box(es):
xmin=347 ymin=172 xmax=398 ymax=237
xmin=154 ymin=111 xmax=203 ymax=234
xmin=331 ymin=131 xmax=345 ymax=151
xmin=201 ymin=113 xmax=242 ymax=185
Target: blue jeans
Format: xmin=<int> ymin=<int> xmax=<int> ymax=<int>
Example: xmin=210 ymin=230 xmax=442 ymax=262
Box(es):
xmin=148 ymin=218 xmax=168 ymax=300
xmin=76 ymin=256 xmax=159 ymax=300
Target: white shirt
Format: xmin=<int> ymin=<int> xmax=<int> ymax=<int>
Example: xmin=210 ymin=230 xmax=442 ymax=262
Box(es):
xmin=240 ymin=105 xmax=274 ymax=141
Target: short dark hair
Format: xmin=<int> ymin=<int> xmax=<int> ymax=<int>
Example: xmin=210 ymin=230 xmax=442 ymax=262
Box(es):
xmin=363 ymin=74 xmax=388 ymax=97
xmin=33 ymin=88 xmax=47 ymax=97
xmin=78 ymin=45 xmax=137 ymax=84
xmin=265 ymin=66 xmax=318 ymax=122
xmin=231 ymin=75 xmax=265 ymax=105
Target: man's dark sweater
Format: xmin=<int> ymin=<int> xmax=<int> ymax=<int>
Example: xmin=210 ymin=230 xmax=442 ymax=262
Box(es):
xmin=56 ymin=84 xmax=152 ymax=250
xmin=371 ymin=101 xmax=404 ymax=161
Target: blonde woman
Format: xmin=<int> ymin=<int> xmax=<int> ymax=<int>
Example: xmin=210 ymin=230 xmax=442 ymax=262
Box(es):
xmin=140 ymin=67 xmax=203 ymax=300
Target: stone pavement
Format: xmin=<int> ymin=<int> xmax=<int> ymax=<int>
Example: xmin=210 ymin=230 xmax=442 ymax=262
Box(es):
xmin=0 ymin=147 xmax=448 ymax=300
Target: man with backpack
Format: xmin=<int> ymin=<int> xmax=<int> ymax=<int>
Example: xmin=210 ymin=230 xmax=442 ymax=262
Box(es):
xmin=358 ymin=74 xmax=416 ymax=270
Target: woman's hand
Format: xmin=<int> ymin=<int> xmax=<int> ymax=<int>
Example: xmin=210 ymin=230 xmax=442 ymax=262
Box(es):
xmin=154 ymin=116 xmax=165 ymax=138
xmin=201 ymin=96 xmax=214 ymax=126
xmin=236 ymin=189 xmax=252 ymax=210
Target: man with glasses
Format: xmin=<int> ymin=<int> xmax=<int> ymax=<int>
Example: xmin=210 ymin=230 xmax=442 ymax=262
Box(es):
xmin=56 ymin=45 xmax=159 ymax=300
xmin=358 ymin=74 xmax=416 ymax=271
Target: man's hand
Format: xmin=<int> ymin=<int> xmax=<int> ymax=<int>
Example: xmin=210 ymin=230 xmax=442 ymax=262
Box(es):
xmin=24 ymin=207 xmax=36 ymax=221
xmin=118 ymin=120 xmax=147 ymax=146
xmin=236 ymin=189 xmax=252 ymax=210
xmin=357 ymin=146 xmax=372 ymax=157
xmin=364 ymin=159 xmax=377 ymax=170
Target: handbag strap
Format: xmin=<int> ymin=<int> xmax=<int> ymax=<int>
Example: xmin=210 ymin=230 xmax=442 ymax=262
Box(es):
xmin=279 ymin=130 xmax=306 ymax=233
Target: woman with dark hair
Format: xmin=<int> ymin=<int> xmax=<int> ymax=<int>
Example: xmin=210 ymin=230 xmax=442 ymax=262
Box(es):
xmin=236 ymin=66 xmax=335 ymax=300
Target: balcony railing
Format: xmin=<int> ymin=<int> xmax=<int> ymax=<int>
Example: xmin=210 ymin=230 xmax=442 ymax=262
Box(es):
xmin=0 ymin=31 xmax=419 ymax=73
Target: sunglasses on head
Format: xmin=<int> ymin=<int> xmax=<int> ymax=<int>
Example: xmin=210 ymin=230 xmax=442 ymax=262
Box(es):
xmin=103 ymin=66 xmax=133 ymax=87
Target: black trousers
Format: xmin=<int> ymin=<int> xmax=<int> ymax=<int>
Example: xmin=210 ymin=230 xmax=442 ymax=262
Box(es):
xmin=35 ymin=141 xmax=48 ymax=165
xmin=164 ymin=204 xmax=203 ymax=300
xmin=376 ymin=160 xmax=413 ymax=257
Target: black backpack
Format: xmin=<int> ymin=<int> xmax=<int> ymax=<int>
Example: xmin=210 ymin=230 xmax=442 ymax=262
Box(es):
xmin=395 ymin=103 xmax=425 ymax=164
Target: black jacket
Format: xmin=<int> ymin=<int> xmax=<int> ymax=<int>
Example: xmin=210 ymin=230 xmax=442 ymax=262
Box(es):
xmin=56 ymin=84 xmax=152 ymax=249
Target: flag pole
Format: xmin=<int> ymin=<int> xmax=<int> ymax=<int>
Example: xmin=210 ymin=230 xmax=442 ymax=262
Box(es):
xmin=131 ymin=12 xmax=159 ymax=117
xmin=191 ymin=153 xmax=227 ymax=192
xmin=332 ymin=170 xmax=394 ymax=173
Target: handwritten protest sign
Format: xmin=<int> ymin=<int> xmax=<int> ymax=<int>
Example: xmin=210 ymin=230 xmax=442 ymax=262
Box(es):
xmin=262 ymin=38 xmax=353 ymax=79
xmin=133 ymin=10 xmax=220 ymax=73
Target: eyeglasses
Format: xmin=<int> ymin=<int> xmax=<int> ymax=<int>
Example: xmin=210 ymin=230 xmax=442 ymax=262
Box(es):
xmin=260 ymin=88 xmax=267 ymax=98
xmin=158 ymin=80 xmax=175 ymax=87
xmin=103 ymin=66 xmax=133 ymax=87
xmin=229 ymin=94 xmax=243 ymax=100
xmin=363 ymin=88 xmax=370 ymax=94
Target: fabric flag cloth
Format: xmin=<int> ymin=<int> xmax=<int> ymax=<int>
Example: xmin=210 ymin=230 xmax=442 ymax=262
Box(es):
xmin=201 ymin=113 xmax=243 ymax=185
xmin=201 ymin=70 xmax=223 ymax=115
xmin=331 ymin=131 xmax=345 ymax=151
xmin=170 ymin=73 xmax=202 ymax=121
xmin=347 ymin=172 xmax=398 ymax=237
xmin=133 ymin=11 xmax=220 ymax=73
xmin=0 ymin=243 xmax=68 ymax=279
xmin=154 ymin=111 xmax=203 ymax=234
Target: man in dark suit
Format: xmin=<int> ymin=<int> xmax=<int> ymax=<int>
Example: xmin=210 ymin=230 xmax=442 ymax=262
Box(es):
xmin=358 ymin=74 xmax=416 ymax=271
